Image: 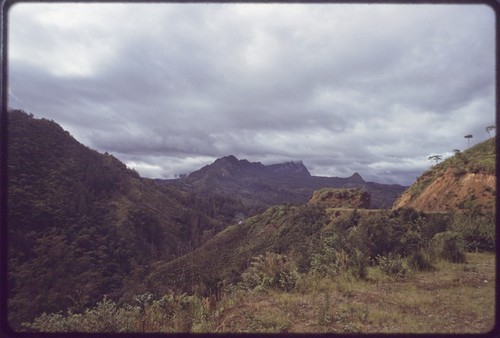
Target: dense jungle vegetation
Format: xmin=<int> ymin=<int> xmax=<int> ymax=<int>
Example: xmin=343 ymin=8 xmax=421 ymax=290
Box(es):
xmin=7 ymin=110 xmax=243 ymax=328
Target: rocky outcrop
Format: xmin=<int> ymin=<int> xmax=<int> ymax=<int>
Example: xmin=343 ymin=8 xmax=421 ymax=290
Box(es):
xmin=308 ymin=188 xmax=371 ymax=209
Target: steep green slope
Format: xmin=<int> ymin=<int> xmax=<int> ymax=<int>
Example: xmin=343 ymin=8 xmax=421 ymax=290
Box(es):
xmin=147 ymin=200 xmax=488 ymax=298
xmin=6 ymin=110 xmax=225 ymax=328
xmin=147 ymin=203 xmax=328 ymax=295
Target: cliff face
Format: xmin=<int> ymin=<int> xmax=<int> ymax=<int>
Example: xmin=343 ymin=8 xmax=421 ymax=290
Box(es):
xmin=393 ymin=168 xmax=495 ymax=213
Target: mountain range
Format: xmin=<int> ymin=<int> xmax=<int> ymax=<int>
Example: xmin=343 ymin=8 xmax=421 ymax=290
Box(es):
xmin=158 ymin=154 xmax=407 ymax=212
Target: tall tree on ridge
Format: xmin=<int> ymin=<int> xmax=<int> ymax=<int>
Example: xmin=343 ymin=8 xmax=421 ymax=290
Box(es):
xmin=464 ymin=134 xmax=473 ymax=147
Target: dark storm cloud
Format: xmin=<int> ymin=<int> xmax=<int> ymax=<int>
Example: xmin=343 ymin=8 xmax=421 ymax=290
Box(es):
xmin=8 ymin=3 xmax=495 ymax=184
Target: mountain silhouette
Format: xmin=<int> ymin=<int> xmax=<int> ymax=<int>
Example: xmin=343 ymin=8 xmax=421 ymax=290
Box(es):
xmin=158 ymin=155 xmax=407 ymax=211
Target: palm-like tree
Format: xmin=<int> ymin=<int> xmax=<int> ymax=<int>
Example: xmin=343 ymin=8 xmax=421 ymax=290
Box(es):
xmin=428 ymin=155 xmax=443 ymax=164
xmin=464 ymin=134 xmax=473 ymax=147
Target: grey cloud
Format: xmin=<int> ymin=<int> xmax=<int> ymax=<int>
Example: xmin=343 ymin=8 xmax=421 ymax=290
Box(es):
xmin=7 ymin=3 xmax=495 ymax=185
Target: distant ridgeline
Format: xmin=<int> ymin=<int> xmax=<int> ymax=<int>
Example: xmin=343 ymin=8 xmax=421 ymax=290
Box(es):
xmin=157 ymin=155 xmax=407 ymax=212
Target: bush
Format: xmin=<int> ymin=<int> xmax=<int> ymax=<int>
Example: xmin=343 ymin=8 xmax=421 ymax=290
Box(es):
xmin=23 ymin=293 xmax=210 ymax=333
xmin=353 ymin=213 xmax=408 ymax=259
xmin=420 ymin=213 xmax=451 ymax=241
xmin=430 ymin=231 xmax=466 ymax=263
xmin=310 ymin=232 xmax=350 ymax=277
xmin=22 ymin=297 xmax=140 ymax=332
xmin=311 ymin=248 xmax=350 ymax=277
xmin=452 ymin=213 xmax=495 ymax=252
xmin=376 ymin=253 xmax=408 ymax=278
xmin=241 ymin=252 xmax=299 ymax=292
xmin=349 ymin=249 xmax=369 ymax=280
xmin=407 ymin=251 xmax=434 ymax=271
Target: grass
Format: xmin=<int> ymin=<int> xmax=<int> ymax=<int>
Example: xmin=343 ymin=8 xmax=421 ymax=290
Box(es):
xmin=213 ymin=252 xmax=495 ymax=333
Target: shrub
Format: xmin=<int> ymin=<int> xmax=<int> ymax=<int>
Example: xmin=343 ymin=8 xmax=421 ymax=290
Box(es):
xmin=420 ymin=213 xmax=452 ymax=241
xmin=241 ymin=252 xmax=299 ymax=292
xmin=311 ymin=248 xmax=350 ymax=277
xmin=376 ymin=253 xmax=408 ymax=278
xmin=22 ymin=297 xmax=140 ymax=332
xmin=349 ymin=249 xmax=369 ymax=280
xmin=452 ymin=213 xmax=495 ymax=252
xmin=398 ymin=230 xmax=424 ymax=257
xmin=407 ymin=251 xmax=434 ymax=271
xmin=430 ymin=231 xmax=466 ymax=263
xmin=353 ymin=213 xmax=408 ymax=259
xmin=310 ymin=231 xmax=351 ymax=277
xmin=23 ymin=293 xmax=210 ymax=333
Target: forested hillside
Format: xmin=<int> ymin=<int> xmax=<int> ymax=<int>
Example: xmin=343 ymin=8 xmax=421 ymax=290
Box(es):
xmin=7 ymin=110 xmax=235 ymax=328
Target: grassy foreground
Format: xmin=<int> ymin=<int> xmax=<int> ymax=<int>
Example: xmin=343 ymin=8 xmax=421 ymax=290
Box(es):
xmin=213 ymin=252 xmax=495 ymax=334
xmin=21 ymin=252 xmax=495 ymax=334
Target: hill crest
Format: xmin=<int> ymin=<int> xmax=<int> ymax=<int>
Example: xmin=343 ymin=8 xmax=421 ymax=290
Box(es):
xmin=393 ymin=137 xmax=496 ymax=213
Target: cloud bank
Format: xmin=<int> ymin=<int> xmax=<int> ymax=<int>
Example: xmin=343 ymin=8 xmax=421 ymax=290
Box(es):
xmin=8 ymin=3 xmax=495 ymax=184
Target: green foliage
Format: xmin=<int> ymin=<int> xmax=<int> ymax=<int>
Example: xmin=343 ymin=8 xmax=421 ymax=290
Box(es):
xmin=22 ymin=297 xmax=140 ymax=332
xmin=241 ymin=252 xmax=299 ymax=292
xmin=311 ymin=245 xmax=350 ymax=277
xmin=407 ymin=251 xmax=434 ymax=271
xmin=376 ymin=253 xmax=408 ymax=278
xmin=351 ymin=212 xmax=408 ymax=258
xmin=348 ymin=249 xmax=369 ymax=280
xmin=451 ymin=212 xmax=495 ymax=252
xmin=430 ymin=231 xmax=466 ymax=263
xmin=23 ymin=293 xmax=211 ymax=333
xmin=7 ymin=110 xmax=225 ymax=329
xmin=148 ymin=293 xmax=208 ymax=332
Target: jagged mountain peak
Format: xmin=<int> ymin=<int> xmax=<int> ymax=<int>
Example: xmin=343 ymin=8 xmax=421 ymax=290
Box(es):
xmin=191 ymin=155 xmax=311 ymax=179
xmin=265 ymin=160 xmax=311 ymax=176
xmin=186 ymin=155 xmax=265 ymax=180
xmin=174 ymin=154 xmax=406 ymax=209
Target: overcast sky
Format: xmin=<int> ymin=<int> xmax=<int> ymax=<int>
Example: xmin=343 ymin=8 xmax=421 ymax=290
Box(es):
xmin=8 ymin=3 xmax=495 ymax=185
